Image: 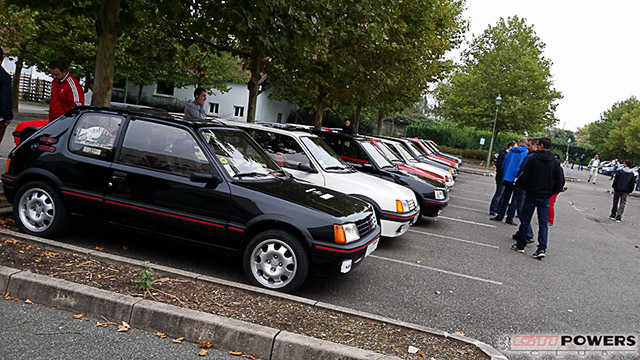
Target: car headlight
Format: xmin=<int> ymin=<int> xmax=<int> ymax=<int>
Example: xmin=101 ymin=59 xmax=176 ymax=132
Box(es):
xmin=396 ymin=199 xmax=410 ymax=213
xmin=434 ymin=190 xmax=445 ymax=200
xmin=334 ymin=223 xmax=360 ymax=244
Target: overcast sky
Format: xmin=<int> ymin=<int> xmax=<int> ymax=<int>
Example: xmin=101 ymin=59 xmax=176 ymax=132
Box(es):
xmin=458 ymin=0 xmax=639 ymax=131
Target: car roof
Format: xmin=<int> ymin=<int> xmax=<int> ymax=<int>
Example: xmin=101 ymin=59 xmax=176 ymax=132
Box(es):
xmin=221 ymin=119 xmax=320 ymax=138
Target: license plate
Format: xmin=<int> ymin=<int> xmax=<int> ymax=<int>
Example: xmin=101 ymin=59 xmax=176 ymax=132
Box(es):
xmin=365 ymin=238 xmax=379 ymax=257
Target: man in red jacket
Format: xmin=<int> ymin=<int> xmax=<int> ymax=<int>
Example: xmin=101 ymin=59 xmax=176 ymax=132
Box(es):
xmin=48 ymin=59 xmax=83 ymax=121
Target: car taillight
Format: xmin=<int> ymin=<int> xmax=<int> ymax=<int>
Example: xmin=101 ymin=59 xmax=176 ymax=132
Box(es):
xmin=39 ymin=136 xmax=58 ymax=144
xmin=37 ymin=144 xmax=56 ymax=152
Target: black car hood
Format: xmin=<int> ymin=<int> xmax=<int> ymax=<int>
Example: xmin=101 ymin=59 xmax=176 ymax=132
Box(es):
xmin=238 ymin=180 xmax=370 ymax=218
xmin=386 ymin=167 xmax=442 ymax=188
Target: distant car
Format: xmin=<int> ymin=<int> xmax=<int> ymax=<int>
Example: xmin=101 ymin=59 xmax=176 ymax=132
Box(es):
xmin=312 ymin=130 xmax=449 ymax=218
xmin=221 ymin=120 xmax=420 ymax=238
xmin=597 ymin=161 xmax=612 ymax=174
xmin=12 ymin=103 xmax=168 ymax=146
xmin=2 ymin=107 xmax=380 ymax=292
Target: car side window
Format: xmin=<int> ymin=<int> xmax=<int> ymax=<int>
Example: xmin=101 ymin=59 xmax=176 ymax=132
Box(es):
xmin=252 ymin=130 xmax=310 ymax=169
xmin=118 ymin=120 xmax=211 ymax=177
xmin=69 ymin=113 xmax=123 ymax=159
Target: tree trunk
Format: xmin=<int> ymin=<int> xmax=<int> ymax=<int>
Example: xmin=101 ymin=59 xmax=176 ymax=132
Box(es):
xmin=93 ymin=0 xmax=121 ymax=106
xmin=137 ymin=82 xmax=143 ymax=105
xmin=314 ymin=87 xmax=325 ymax=130
xmin=354 ymin=102 xmax=362 ymax=134
xmin=376 ymin=109 xmax=384 ymax=136
xmin=246 ymin=52 xmax=262 ymax=123
xmin=11 ymin=53 xmax=24 ymax=113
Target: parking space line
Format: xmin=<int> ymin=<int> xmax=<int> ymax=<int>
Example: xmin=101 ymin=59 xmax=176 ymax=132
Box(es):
xmin=448 ymin=204 xmax=486 ymax=213
xmin=437 ymin=216 xmax=497 ymax=228
xmin=408 ymin=229 xmax=499 ymax=249
xmin=450 ymin=196 xmax=488 ymax=204
xmin=451 ymin=188 xmax=492 ymax=197
xmin=370 ymin=254 xmax=503 ymax=285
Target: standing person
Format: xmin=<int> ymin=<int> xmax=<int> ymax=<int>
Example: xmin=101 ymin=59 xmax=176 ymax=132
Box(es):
xmin=48 ymin=59 xmax=84 ymax=121
xmin=490 ymin=141 xmax=516 ymax=216
xmin=511 ymin=138 xmax=539 ymax=242
xmin=341 ymin=119 xmax=355 ymax=134
xmin=609 ymin=160 xmax=637 ymax=222
xmin=184 ymin=87 xmax=207 ymax=119
xmin=571 ymin=152 xmax=578 ymax=169
xmin=547 ymin=187 xmax=567 ymax=227
xmin=0 ymin=52 xmax=13 ymax=144
xmin=490 ymin=137 xmax=528 ymax=225
xmin=84 ymin=78 xmax=94 ymax=106
xmin=563 ymin=152 xmax=569 ymax=167
xmin=512 ymin=137 xmax=565 ymax=259
xmin=586 ymin=155 xmax=600 ymax=184
xmin=578 ymin=153 xmax=585 ymax=170
xmin=609 ymin=158 xmax=619 ymax=180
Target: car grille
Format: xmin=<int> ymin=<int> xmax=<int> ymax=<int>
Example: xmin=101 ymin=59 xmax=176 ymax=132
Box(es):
xmin=356 ymin=214 xmax=376 ymax=238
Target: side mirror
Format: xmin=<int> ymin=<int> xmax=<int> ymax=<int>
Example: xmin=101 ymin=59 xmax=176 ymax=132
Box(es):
xmin=190 ymin=170 xmax=222 ymax=185
xmin=297 ymin=162 xmax=317 ymax=173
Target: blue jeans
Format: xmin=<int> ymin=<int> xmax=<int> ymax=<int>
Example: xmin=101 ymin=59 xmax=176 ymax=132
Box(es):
xmin=514 ymin=188 xmax=533 ymax=239
xmin=495 ymin=181 xmax=516 ymax=220
xmin=490 ymin=176 xmax=505 ymax=215
xmin=516 ymin=196 xmax=550 ymax=251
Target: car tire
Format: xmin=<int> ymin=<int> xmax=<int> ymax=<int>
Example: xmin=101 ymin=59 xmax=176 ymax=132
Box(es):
xmin=13 ymin=181 xmax=67 ymax=237
xmin=243 ymin=230 xmax=309 ymax=292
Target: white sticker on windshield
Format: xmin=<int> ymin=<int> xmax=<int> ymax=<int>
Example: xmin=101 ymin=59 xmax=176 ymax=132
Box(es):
xmin=320 ymin=194 xmax=334 ymax=200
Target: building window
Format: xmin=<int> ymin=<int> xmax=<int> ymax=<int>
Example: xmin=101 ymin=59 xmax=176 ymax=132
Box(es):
xmin=234 ymin=106 xmax=244 ymax=118
xmin=277 ymin=113 xmax=283 ymax=123
xmin=209 ymin=103 xmax=219 ymax=115
xmin=156 ymin=80 xmax=174 ymax=96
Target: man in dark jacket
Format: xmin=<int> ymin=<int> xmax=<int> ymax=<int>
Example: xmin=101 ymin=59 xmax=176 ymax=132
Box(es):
xmin=609 ymin=160 xmax=636 ymax=222
xmin=341 ymin=119 xmax=355 ymax=135
xmin=489 ymin=141 xmax=516 ymax=216
xmin=0 ymin=52 xmax=13 ymax=145
xmin=512 ymin=137 xmax=565 ymax=259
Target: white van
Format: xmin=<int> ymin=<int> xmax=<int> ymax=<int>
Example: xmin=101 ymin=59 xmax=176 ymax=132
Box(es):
xmin=223 ymin=120 xmax=420 ymax=238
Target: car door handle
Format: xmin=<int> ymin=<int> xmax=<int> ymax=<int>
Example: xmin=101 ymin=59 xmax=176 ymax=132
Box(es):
xmin=111 ymin=171 xmax=128 ymax=182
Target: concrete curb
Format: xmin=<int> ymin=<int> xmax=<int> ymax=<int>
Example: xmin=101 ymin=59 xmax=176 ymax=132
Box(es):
xmin=0 ymin=228 xmax=507 ymax=360
xmin=458 ymin=167 xmax=495 ymax=176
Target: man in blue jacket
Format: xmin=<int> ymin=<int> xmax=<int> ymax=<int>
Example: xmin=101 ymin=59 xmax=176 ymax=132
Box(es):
xmin=490 ymin=137 xmax=528 ymax=225
xmin=0 ymin=52 xmax=13 ymax=145
xmin=512 ymin=137 xmax=565 ymax=259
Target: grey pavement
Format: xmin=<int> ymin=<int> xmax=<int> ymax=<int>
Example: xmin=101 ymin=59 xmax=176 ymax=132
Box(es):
xmin=0 ymin=299 xmax=239 ymax=360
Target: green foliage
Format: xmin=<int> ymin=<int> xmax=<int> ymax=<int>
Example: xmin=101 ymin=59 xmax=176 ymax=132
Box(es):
xmin=438 ymin=16 xmax=562 ymax=134
xmin=134 ymin=261 xmax=154 ymax=291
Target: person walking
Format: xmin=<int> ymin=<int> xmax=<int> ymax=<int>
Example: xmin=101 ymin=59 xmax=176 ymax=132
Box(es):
xmin=184 ymin=87 xmax=207 ymax=119
xmin=609 ymin=160 xmax=637 ymax=222
xmin=490 ymin=137 xmax=528 ymax=225
xmin=512 ymin=137 xmax=565 ymax=259
xmin=571 ymin=152 xmax=578 ymax=169
xmin=490 ymin=141 xmax=516 ymax=216
xmin=48 ymin=59 xmax=84 ymax=121
xmin=0 ymin=52 xmax=13 ymax=145
xmin=578 ymin=153 xmax=585 ymax=170
xmin=586 ymin=155 xmax=600 ymax=184
xmin=609 ymin=158 xmax=619 ymax=180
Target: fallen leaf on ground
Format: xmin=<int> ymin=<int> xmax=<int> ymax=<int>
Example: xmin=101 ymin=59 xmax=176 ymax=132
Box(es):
xmin=241 ymin=353 xmax=256 ymax=359
xmin=151 ymin=277 xmax=171 ymax=284
xmin=198 ymin=342 xmax=212 ymax=348
xmin=35 ymin=258 xmax=42 ymax=263
xmin=154 ymin=332 xmax=167 ymax=339
xmin=24 ymin=299 xmax=32 ymax=304
xmin=363 ymin=320 xmax=372 ymax=325
xmin=4 ymin=239 xmax=18 ymax=244
xmin=64 ymin=263 xmax=73 ymax=266
xmin=122 ymin=245 xmax=129 ymax=250
xmin=418 ymin=351 xmax=427 ymax=358
xmin=73 ymin=314 xmax=85 ymax=319
xmin=25 ymin=245 xmax=32 ymax=250
xmin=197 ymin=349 xmax=207 ymax=356
xmin=95 ymin=246 xmax=104 ymax=251
xmin=172 ymin=337 xmax=185 ymax=343
xmin=435 ymin=291 xmax=441 ymax=295
xmin=96 ymin=322 xmax=103 ymax=327
xmin=229 ymin=351 xmax=243 ymax=356
xmin=108 ymin=277 xmax=117 ymax=281
xmin=42 ymin=251 xmax=60 ymax=258
xmin=454 ymin=331 xmax=465 ymax=336
xmin=117 ymin=321 xmax=130 ymax=332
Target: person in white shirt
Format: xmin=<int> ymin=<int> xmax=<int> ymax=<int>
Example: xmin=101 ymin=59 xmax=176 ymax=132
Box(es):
xmin=587 ymin=155 xmax=600 ymax=184
xmin=84 ymin=78 xmax=94 ymax=106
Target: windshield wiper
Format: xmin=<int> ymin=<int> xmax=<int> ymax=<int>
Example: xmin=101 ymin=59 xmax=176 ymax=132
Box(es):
xmin=325 ymin=166 xmax=347 ymax=170
xmin=233 ymin=172 xmax=270 ymax=179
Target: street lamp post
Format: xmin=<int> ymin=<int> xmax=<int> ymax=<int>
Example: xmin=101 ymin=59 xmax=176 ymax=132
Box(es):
xmin=485 ymin=94 xmax=502 ymax=169
xmin=566 ymin=138 xmax=571 ymax=155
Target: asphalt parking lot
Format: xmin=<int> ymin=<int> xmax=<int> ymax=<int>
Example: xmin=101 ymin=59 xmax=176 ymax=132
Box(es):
xmin=19 ymin=166 xmax=636 ymax=355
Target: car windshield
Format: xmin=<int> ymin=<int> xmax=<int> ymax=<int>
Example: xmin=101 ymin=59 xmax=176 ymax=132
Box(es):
xmin=200 ymin=128 xmax=283 ymax=179
xmin=390 ymin=142 xmax=419 ymax=162
xmin=407 ymin=140 xmax=428 ymax=157
xmin=300 ymin=136 xmax=350 ymax=171
xmin=374 ymin=141 xmax=403 ymax=163
xmin=418 ymin=139 xmax=435 ymax=154
xmin=359 ymin=140 xmax=395 ymax=168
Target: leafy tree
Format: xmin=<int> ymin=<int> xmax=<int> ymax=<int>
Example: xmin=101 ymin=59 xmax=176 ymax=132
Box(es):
xmin=438 ymin=16 xmax=562 ymax=134
xmin=604 ymin=100 xmax=640 ymax=158
xmin=583 ymin=97 xmax=639 ymax=151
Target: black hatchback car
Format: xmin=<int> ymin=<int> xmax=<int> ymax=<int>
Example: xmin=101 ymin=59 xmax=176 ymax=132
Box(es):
xmin=313 ymin=131 xmax=449 ymax=217
xmin=1 ymin=107 xmax=380 ymax=292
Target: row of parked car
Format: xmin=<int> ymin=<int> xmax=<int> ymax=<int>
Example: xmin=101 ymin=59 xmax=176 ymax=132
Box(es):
xmin=2 ymin=106 xmax=461 ymax=292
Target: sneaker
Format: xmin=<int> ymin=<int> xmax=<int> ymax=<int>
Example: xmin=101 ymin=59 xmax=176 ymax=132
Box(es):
xmin=532 ymin=250 xmax=546 ymax=259
xmin=609 ymin=215 xmax=616 ymax=220
xmin=489 ymin=216 xmax=502 ymax=222
xmin=505 ymin=221 xmax=518 ymax=226
xmin=511 ymin=244 xmax=524 ymax=253
xmin=616 ymin=216 xmax=621 ymax=223
xmin=511 ymin=234 xmax=534 ymax=244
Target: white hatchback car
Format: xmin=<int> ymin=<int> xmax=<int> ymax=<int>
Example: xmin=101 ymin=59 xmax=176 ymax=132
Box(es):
xmin=223 ymin=120 xmax=420 ymax=238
